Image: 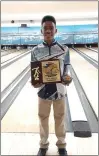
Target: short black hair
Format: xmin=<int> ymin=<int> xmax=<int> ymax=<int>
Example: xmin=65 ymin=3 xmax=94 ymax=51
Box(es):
xmin=41 ymin=15 xmax=56 ymax=25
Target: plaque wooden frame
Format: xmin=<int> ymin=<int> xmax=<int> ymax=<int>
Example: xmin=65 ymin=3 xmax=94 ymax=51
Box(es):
xmin=31 ymin=59 xmax=61 ymax=85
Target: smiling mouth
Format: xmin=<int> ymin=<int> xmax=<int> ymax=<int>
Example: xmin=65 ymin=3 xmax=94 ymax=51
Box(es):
xmin=46 ymin=33 xmax=51 ymax=35
xmin=45 ymin=34 xmax=52 ymax=37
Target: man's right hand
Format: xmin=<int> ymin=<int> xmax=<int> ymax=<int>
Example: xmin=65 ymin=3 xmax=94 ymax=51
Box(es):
xmin=30 ymin=81 xmax=43 ymax=88
xmin=33 ymin=83 xmax=43 ymax=88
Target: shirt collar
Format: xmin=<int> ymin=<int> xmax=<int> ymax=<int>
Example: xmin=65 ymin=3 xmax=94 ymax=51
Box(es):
xmin=43 ymin=39 xmax=57 ymax=46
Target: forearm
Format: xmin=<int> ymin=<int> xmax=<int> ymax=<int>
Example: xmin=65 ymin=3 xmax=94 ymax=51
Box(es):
xmin=63 ymin=64 xmax=71 ymax=76
xmin=62 ymin=64 xmax=72 ymax=85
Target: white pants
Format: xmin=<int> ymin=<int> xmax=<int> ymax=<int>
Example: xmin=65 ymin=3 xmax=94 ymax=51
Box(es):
xmin=38 ymin=97 xmax=66 ymax=148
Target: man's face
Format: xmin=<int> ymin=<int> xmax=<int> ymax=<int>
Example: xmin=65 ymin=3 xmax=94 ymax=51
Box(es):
xmin=41 ymin=21 xmax=57 ymax=43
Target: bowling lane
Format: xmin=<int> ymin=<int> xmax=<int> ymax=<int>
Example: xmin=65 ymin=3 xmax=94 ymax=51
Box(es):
xmin=1 ymin=49 xmax=19 ymax=57
xmin=76 ymin=47 xmax=98 ymax=62
xmin=1 ymin=47 xmax=98 ymax=133
xmin=70 ymin=48 xmax=98 ymax=118
xmin=1 ymin=53 xmax=30 ymax=92
xmin=1 ymin=49 xmax=27 ymax=63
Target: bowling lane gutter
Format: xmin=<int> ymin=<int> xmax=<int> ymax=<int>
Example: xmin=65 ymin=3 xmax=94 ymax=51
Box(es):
xmin=1 ymin=65 xmax=30 ymax=100
xmin=1 ymin=49 xmax=22 ymax=57
xmin=1 ymin=50 xmax=27 ymax=64
xmin=86 ymin=47 xmax=98 ymax=53
xmin=1 ymin=65 xmax=30 ymax=119
xmin=69 ymin=65 xmax=98 ymax=134
xmin=75 ymin=48 xmax=98 ymax=63
xmin=1 ymin=50 xmax=31 ymax=70
xmin=72 ymin=48 xmax=98 ymax=69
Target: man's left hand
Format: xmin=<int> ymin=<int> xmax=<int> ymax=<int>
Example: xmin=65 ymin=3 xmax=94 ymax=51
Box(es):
xmin=62 ymin=74 xmax=72 ymax=86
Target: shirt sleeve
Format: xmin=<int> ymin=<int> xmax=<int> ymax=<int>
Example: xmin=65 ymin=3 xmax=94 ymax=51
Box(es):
xmin=64 ymin=47 xmax=70 ymax=65
xmin=63 ymin=47 xmax=71 ymax=76
xmin=31 ymin=46 xmax=38 ymax=62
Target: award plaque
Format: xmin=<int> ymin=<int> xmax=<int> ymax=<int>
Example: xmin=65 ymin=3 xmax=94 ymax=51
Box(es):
xmin=31 ymin=59 xmax=61 ymax=85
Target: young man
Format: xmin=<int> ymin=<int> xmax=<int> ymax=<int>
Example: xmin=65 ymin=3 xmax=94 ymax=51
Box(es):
xmin=31 ymin=15 xmax=72 ymax=156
